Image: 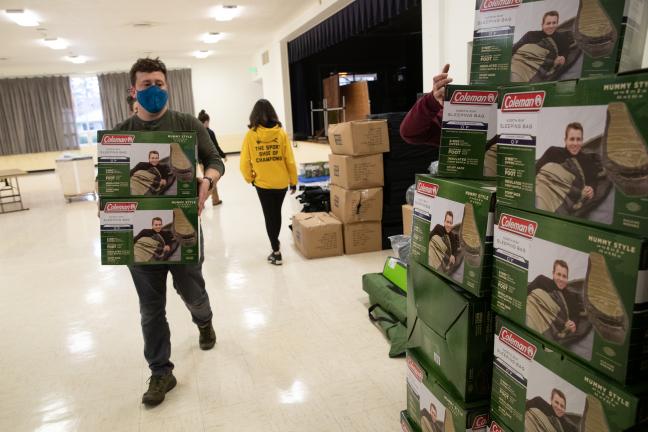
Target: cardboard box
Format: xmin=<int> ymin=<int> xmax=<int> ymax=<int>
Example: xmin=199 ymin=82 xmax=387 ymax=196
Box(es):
xmin=411 ymin=175 xmax=496 ymax=297
xmin=291 ymin=212 xmax=343 ymax=259
xmin=328 ymin=153 xmax=384 ymax=189
xmin=330 ymin=185 xmax=383 ymax=223
xmin=343 ymin=221 xmax=382 ymax=254
xmin=407 ymin=260 xmax=494 ymax=402
xmin=491 ymin=317 xmax=648 ymax=432
xmin=492 ymin=206 xmax=648 ymax=384
xmin=470 ymin=0 xmax=647 ymax=85
xmin=496 ymin=71 xmax=648 ymax=237
xmin=328 ymin=120 xmax=390 ymax=156
xmin=97 ymin=131 xmax=197 ymax=197
xmin=403 ymin=204 xmax=413 ymax=235
xmin=406 ymin=349 xmax=490 ymax=432
xmin=100 ymin=198 xmax=200 ymax=265
xmin=439 ymin=85 xmax=499 ymax=179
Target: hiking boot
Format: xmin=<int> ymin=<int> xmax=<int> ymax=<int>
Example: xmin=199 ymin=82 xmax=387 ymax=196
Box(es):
xmin=267 ymin=252 xmax=282 ymax=265
xmin=142 ymin=373 xmax=177 ymax=406
xmin=198 ymin=322 xmax=217 ymax=350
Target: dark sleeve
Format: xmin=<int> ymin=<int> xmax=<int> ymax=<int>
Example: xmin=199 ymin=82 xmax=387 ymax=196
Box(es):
xmin=193 ymin=118 xmax=224 ymax=176
xmin=512 ymin=32 xmax=535 ymax=54
xmin=430 ymin=224 xmax=444 ymax=238
xmin=133 ymin=229 xmax=152 ymax=243
xmin=130 ymin=162 xmax=148 ymax=176
xmin=556 ymin=32 xmax=573 ymax=57
xmin=399 ymin=93 xmax=443 ymax=146
xmin=208 ymin=128 xmax=226 ymax=159
xmin=160 ymin=231 xmax=175 ymax=245
xmin=450 ymin=232 xmax=460 ymax=255
xmin=535 ymin=147 xmax=565 ymax=173
xmin=157 ymin=164 xmax=171 ymax=179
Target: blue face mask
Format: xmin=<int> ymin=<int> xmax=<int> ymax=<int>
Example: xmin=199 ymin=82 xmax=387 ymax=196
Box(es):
xmin=136 ymin=85 xmax=168 ymax=114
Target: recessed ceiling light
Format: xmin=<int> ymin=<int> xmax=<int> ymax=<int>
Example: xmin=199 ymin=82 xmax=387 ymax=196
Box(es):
xmin=193 ymin=50 xmax=211 ymax=59
xmin=65 ymin=55 xmax=87 ymax=64
xmin=43 ymin=38 xmax=69 ymax=50
xmin=4 ymin=9 xmax=40 ymax=27
xmin=212 ymin=5 xmax=241 ymax=21
xmin=202 ymin=32 xmax=223 ymax=44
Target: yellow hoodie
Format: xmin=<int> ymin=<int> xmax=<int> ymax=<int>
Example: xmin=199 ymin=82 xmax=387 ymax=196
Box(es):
xmin=240 ymin=125 xmax=298 ymax=189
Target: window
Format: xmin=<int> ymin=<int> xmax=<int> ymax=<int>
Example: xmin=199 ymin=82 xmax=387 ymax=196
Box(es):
xmin=70 ymin=75 xmax=104 ymax=145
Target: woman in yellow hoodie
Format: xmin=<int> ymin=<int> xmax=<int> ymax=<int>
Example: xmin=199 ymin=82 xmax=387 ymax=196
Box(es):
xmin=240 ymin=99 xmax=298 ymax=265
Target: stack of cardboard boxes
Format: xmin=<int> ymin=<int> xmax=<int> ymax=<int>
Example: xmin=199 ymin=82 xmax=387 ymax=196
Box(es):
xmin=97 ymin=131 xmax=201 ymax=265
xmin=292 ymin=120 xmax=390 ymax=258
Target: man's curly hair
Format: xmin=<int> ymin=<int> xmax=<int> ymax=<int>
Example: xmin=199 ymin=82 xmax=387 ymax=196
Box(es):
xmin=129 ymin=57 xmax=167 ymax=86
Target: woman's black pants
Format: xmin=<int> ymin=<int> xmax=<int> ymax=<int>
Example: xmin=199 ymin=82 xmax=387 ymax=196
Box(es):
xmin=255 ymin=186 xmax=287 ymax=252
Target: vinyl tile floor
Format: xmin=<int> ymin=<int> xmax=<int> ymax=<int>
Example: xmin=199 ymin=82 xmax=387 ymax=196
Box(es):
xmin=0 ymin=142 xmax=405 ymax=432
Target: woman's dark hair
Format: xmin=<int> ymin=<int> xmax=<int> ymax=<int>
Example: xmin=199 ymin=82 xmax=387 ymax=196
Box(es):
xmin=198 ymin=109 xmax=209 ymax=123
xmin=248 ymin=99 xmax=282 ymax=130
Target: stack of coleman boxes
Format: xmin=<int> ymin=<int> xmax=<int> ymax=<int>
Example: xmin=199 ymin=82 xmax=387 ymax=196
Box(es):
xmin=96 ymin=131 xmax=200 ymax=265
xmin=403 ymin=1 xmax=648 ymax=430
xmin=465 ymin=1 xmax=648 ymax=431
xmin=400 ymin=88 xmax=498 ymax=430
xmin=327 ymin=120 xmax=390 ymax=254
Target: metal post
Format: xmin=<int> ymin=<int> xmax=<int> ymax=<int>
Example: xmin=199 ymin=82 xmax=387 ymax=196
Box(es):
xmin=323 ymin=98 xmax=329 ymax=139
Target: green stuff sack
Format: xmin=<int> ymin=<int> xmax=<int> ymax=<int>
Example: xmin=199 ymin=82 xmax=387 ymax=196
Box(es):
xmin=367 ymin=304 xmax=407 ymax=358
xmin=574 ymin=0 xmax=618 ymax=58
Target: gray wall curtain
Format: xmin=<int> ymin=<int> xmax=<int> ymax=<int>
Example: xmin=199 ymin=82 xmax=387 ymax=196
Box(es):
xmin=0 ymin=75 xmax=78 ymax=156
xmin=98 ymin=68 xmax=195 ymax=129
xmin=97 ymin=72 xmax=131 ymax=129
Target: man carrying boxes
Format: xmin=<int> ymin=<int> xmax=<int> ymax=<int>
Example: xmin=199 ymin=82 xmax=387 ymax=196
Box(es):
xmin=98 ymin=57 xmax=224 ymax=407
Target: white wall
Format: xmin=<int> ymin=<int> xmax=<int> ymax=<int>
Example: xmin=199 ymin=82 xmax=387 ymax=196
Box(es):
xmin=422 ymin=0 xmax=475 ymax=91
xmin=252 ymin=0 xmax=354 ymax=136
xmin=191 ymin=56 xmax=263 ymax=152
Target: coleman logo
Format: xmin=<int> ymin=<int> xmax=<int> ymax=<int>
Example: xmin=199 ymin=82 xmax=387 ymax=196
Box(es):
xmin=101 ymin=134 xmax=135 ymax=145
xmin=500 ymin=327 xmax=537 ymax=359
xmin=480 ymin=0 xmax=522 ymax=12
xmin=451 ymin=90 xmax=498 ymax=105
xmin=406 ymin=357 xmax=424 ymax=382
xmin=502 ymin=91 xmax=545 ymax=112
xmin=416 ymin=181 xmax=439 ymax=197
xmin=104 ymin=202 xmax=138 ymax=212
xmin=490 ymin=421 xmax=503 ymax=432
xmin=472 ymin=414 xmax=489 ymax=429
xmin=498 ymin=214 xmax=538 ymax=239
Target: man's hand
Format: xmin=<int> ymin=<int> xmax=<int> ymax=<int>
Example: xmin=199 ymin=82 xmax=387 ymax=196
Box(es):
xmin=554 ymin=56 xmax=566 ymax=67
xmin=160 ymin=179 xmax=167 ymax=187
xmin=583 ymin=186 xmax=594 ymax=200
xmin=198 ymin=175 xmax=219 ymax=215
xmin=432 ymin=64 xmax=453 ymax=107
xmin=163 ymin=245 xmax=170 ymax=252
xmin=566 ymin=320 xmax=577 ymax=333
xmin=449 ymin=255 xmax=456 ymax=266
xmin=290 ymin=185 xmax=297 ymax=195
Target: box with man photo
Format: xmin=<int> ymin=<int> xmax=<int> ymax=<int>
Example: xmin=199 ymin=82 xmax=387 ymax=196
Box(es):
xmin=407 ymin=260 xmax=494 ymax=402
xmin=496 ymin=71 xmax=648 ymax=237
xmin=97 ymin=130 xmax=197 ymax=197
xmin=410 ymin=174 xmax=496 ymax=298
xmin=470 ymin=0 xmax=647 ymax=85
xmin=491 ymin=316 xmax=648 ymax=432
xmin=100 ymin=197 xmax=199 ymax=265
xmin=492 ymin=205 xmax=648 ymax=385
xmin=439 ymin=84 xmax=499 ymax=180
xmin=406 ymin=349 xmax=490 ymax=432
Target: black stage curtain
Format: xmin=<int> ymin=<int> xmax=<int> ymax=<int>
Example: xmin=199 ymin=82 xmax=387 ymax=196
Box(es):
xmin=288 ymin=0 xmax=420 ymax=63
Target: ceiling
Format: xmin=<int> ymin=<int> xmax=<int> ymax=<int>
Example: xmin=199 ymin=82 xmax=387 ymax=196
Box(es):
xmin=0 ymin=0 xmax=312 ymax=76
